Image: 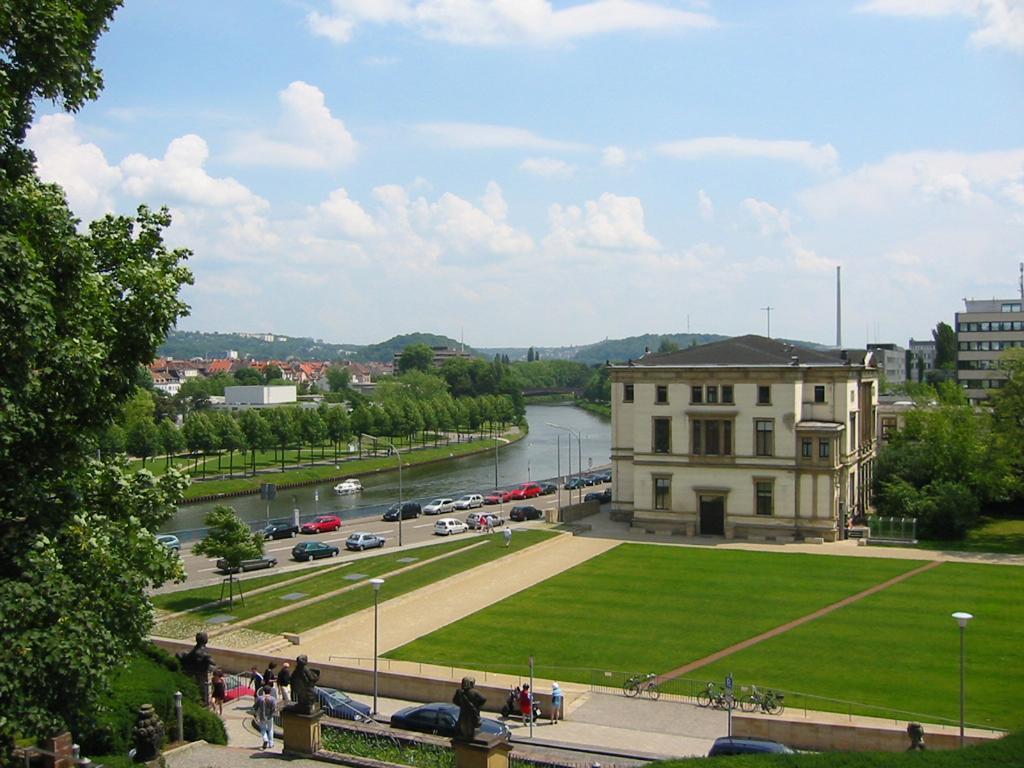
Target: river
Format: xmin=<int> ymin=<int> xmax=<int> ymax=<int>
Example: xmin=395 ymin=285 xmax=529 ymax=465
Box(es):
xmin=165 ymin=404 xmax=610 ymax=537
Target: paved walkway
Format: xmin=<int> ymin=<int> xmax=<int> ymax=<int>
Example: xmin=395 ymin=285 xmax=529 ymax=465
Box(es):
xmin=298 ymin=532 xmax=618 ymax=661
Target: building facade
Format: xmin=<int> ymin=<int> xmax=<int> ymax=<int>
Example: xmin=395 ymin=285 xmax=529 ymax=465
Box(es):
xmin=907 ymin=338 xmax=936 ymax=382
xmin=609 ymin=336 xmax=878 ymax=543
xmin=867 ymin=343 xmax=906 ymax=385
xmin=956 ymin=298 xmax=1024 ymax=403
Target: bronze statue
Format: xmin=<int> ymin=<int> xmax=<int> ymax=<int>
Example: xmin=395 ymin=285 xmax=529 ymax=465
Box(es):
xmin=177 ymin=632 xmax=215 ymax=704
xmin=906 ymin=722 xmax=926 ymax=751
xmin=286 ymin=654 xmax=321 ymax=715
xmin=452 ymin=676 xmax=486 ymax=742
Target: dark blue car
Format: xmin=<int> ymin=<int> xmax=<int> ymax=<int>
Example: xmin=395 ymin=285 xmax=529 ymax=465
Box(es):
xmin=315 ymin=686 xmax=371 ymax=721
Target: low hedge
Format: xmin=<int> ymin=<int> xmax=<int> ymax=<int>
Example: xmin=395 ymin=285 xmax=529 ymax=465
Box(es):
xmin=80 ymin=644 xmax=226 ymax=760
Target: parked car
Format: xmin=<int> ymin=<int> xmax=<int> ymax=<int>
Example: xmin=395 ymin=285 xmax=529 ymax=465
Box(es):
xmin=216 ymin=555 xmax=277 ymax=573
xmin=509 ymin=483 xmax=543 ymax=500
xmin=509 ymin=505 xmax=544 ymax=521
xmin=708 ymin=737 xmax=794 ymax=757
xmin=453 ymin=494 xmax=485 ymax=510
xmin=592 ymin=470 xmax=612 ymax=483
xmin=538 ymin=482 xmax=558 ymax=495
xmin=467 ymin=511 xmax=503 ymax=529
xmin=262 ymin=519 xmax=299 ymax=539
xmin=383 ymin=502 xmax=421 ymax=521
xmin=564 ymin=477 xmax=587 ymax=490
xmin=484 ymin=490 xmax=514 ymax=505
xmin=423 ymin=498 xmax=456 ymax=515
xmin=434 ymin=517 xmax=468 ymax=536
xmin=301 ymin=515 xmax=342 ymax=534
xmin=390 ymin=703 xmax=509 ymax=740
xmin=584 ymin=489 xmax=612 ymax=504
xmin=157 ymin=534 xmax=180 ymax=552
xmin=316 ymin=686 xmax=372 ymax=721
xmin=346 ymin=532 xmax=385 ymax=551
xmin=292 ymin=541 xmax=340 ymax=562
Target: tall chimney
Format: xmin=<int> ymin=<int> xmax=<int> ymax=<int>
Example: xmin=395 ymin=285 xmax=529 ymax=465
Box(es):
xmin=836 ymin=265 xmax=842 ymax=348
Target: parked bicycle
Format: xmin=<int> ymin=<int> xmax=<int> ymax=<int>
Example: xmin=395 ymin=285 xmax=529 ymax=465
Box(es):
xmin=745 ymin=685 xmax=785 ymax=715
xmin=622 ymin=672 xmax=661 ymax=700
xmin=696 ymin=681 xmax=731 ymax=710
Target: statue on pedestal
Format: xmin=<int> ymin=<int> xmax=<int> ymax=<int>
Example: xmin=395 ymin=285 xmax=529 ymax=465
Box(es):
xmin=286 ymin=655 xmax=321 ymax=716
xmin=177 ymin=632 xmax=215 ymax=704
xmin=453 ymin=677 xmax=486 ymax=742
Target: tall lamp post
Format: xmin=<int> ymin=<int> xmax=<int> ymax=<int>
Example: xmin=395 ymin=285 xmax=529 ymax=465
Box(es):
xmin=952 ymin=611 xmax=973 ymax=747
xmin=363 ymin=434 xmax=403 ymax=547
xmin=370 ymin=578 xmax=385 ymax=714
xmin=494 ymin=436 xmax=510 ymax=489
xmin=547 ymin=423 xmax=582 ymax=503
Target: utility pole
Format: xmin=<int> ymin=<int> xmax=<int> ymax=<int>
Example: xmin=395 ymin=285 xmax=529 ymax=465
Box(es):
xmin=761 ymin=306 xmax=773 ymax=338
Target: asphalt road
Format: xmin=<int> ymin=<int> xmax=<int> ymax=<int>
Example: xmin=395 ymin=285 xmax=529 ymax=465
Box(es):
xmin=158 ymin=483 xmax=608 ymax=593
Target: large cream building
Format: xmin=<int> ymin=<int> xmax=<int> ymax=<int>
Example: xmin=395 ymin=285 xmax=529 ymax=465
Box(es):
xmin=609 ymin=336 xmax=878 ymax=542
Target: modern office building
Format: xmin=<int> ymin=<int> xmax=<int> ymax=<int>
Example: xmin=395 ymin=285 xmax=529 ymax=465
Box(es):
xmin=867 ymin=343 xmax=907 ymax=386
xmin=609 ymin=335 xmax=879 ymax=542
xmin=955 ymin=298 xmax=1024 ymax=402
xmin=907 ymin=338 xmax=936 ymax=382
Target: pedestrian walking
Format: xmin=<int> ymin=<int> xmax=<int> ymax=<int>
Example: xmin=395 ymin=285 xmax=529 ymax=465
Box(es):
xmin=263 ymin=662 xmax=277 ymax=692
xmin=518 ymin=684 xmax=532 ymax=723
xmin=254 ymin=686 xmax=277 ymax=750
xmin=550 ymin=682 xmax=563 ymax=724
xmin=211 ymin=669 xmax=226 ymax=715
xmin=249 ymin=665 xmax=264 ymax=704
xmin=503 ymin=525 xmax=512 ymax=548
xmin=277 ymin=662 xmax=292 ymax=702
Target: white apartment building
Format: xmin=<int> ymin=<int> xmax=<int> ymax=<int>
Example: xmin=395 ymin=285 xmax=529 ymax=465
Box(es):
xmin=609 ymin=336 xmax=878 ymax=542
xmin=956 ymin=298 xmax=1024 ymax=403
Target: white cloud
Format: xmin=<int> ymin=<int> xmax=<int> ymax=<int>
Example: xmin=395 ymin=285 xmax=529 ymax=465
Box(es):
xmin=741 ymin=197 xmax=834 ymax=272
xmin=307 ymin=0 xmax=717 ymax=47
xmin=520 ymin=157 xmax=577 ymax=178
xmin=657 ymin=136 xmax=840 ymax=173
xmin=227 ymin=81 xmax=357 ymax=169
xmin=602 ymin=145 xmax=629 ymax=168
xmin=546 ymin=192 xmax=659 ymax=252
xmin=857 ymin=0 xmax=1024 ymax=53
xmin=314 ymin=188 xmax=380 ymax=239
xmin=26 ymin=114 xmax=122 ymax=220
xmin=417 ymin=122 xmax=588 ymax=151
xmin=697 ymin=189 xmax=714 ymax=220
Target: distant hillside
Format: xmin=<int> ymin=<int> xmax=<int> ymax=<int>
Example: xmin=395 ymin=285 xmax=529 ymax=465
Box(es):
xmin=571 ymin=333 xmax=729 ymax=364
xmin=158 ymin=330 xmax=356 ymax=360
xmin=358 ymin=333 xmax=474 ymax=362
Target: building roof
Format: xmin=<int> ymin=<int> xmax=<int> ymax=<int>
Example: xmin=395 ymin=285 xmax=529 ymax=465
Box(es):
xmin=621 ymin=335 xmax=858 ymax=368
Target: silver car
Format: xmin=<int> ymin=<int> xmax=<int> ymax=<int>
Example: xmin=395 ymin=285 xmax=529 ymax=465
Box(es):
xmin=157 ymin=534 xmax=180 ymax=552
xmin=346 ymin=532 xmax=385 ymax=551
xmin=423 ymin=498 xmax=455 ymax=515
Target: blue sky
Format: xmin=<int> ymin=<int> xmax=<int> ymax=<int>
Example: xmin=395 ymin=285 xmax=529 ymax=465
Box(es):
xmin=28 ymin=1 xmax=1024 ymax=348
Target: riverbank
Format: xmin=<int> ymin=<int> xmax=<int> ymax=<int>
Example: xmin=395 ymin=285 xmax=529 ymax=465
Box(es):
xmin=182 ymin=428 xmax=527 ymax=504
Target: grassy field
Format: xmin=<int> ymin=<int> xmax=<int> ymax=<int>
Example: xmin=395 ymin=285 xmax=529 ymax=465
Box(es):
xmin=385 ymin=545 xmax=919 ymax=679
xmin=249 ymin=530 xmax=555 ymax=635
xmin=694 ymin=561 xmax=1024 ymax=730
xmin=916 ymin=517 xmax=1024 ymax=555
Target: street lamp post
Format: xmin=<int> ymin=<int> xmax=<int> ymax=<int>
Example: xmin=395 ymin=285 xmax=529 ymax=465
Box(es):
xmin=547 ymin=423 xmax=582 ymax=503
xmin=371 ymin=578 xmax=385 ymax=714
xmin=363 ymin=434 xmax=403 ymax=547
xmin=493 ymin=436 xmax=510 ymax=489
xmin=952 ymin=611 xmax=973 ymax=747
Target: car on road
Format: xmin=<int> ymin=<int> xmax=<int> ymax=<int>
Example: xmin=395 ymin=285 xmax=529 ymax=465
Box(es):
xmin=390 ymin=703 xmax=509 ymax=740
xmin=292 ymin=541 xmax=340 ymax=561
xmin=216 ymin=555 xmax=277 ymax=573
xmin=564 ymin=477 xmax=588 ymax=490
xmin=423 ymin=498 xmax=456 ymax=515
xmin=509 ymin=483 xmax=542 ymax=500
xmin=316 ymin=686 xmax=372 ymax=721
xmin=707 ymin=737 xmax=794 ymax=757
xmin=484 ymin=490 xmax=514 ymax=505
xmin=584 ymin=489 xmax=612 ymax=504
xmin=157 ymin=534 xmax=180 ymax=552
xmin=434 ymin=518 xmax=468 ymax=536
xmin=592 ymin=470 xmax=612 ymax=483
xmin=453 ymin=494 xmax=485 ymax=510
xmin=538 ymin=482 xmax=557 ymax=495
xmin=509 ymin=505 xmax=544 ymax=522
xmin=467 ymin=511 xmax=503 ymax=529
xmin=383 ymin=502 xmax=421 ymax=521
xmin=346 ymin=532 xmax=385 ymax=551
xmin=262 ymin=519 xmax=299 ymax=539
xmin=301 ymin=515 xmax=342 ymax=534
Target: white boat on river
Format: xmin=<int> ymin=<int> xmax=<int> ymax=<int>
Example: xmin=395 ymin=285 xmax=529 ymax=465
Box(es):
xmin=333 ymin=478 xmax=363 ymax=495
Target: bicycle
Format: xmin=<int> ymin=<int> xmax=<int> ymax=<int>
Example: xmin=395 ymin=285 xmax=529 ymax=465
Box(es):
xmin=696 ymin=681 xmax=730 ymax=710
xmin=747 ymin=685 xmax=785 ymax=715
xmin=623 ymin=672 xmax=661 ymax=700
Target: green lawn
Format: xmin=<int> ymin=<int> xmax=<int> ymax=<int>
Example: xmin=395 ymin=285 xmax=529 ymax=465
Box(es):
xmin=694 ymin=562 xmax=1024 ymax=730
xmin=385 ymin=545 xmax=920 ymax=683
xmin=250 ymin=530 xmax=555 ymax=635
xmin=916 ymin=517 xmax=1024 ymax=555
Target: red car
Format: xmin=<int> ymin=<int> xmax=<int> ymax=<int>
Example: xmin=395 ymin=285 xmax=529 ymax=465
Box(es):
xmin=301 ymin=515 xmax=342 ymax=534
xmin=509 ymin=483 xmax=543 ymax=500
xmin=484 ymin=490 xmax=514 ymax=505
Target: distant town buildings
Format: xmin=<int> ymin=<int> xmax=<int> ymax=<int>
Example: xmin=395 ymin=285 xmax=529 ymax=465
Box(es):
xmin=907 ymin=338 xmax=936 ymax=381
xmin=955 ymin=298 xmax=1024 ymax=403
xmin=224 ymin=385 xmax=297 ymax=406
xmin=867 ymin=343 xmax=906 ymax=385
xmin=393 ymin=346 xmax=474 ymax=369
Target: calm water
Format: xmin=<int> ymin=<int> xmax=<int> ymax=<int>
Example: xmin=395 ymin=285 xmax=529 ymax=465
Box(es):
xmin=166 ymin=404 xmax=610 ymax=536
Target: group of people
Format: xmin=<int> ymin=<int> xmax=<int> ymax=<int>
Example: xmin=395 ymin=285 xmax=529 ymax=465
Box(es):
xmin=508 ymin=682 xmax=563 ymax=725
xmin=249 ymin=661 xmax=294 ymax=750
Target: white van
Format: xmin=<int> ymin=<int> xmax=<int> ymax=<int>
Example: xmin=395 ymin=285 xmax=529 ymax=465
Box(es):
xmin=434 ymin=518 xmax=468 ymax=536
xmin=454 ymin=494 xmax=484 ymax=510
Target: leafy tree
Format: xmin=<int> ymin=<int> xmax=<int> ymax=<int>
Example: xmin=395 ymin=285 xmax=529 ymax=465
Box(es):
xmin=0 ymin=3 xmax=193 ymax=754
xmin=299 ymin=408 xmax=326 ymax=463
xmin=322 ymin=404 xmax=351 ymax=461
xmin=98 ymin=423 xmax=126 ymax=458
xmin=121 ymin=387 xmax=156 ymax=430
xmin=157 ymin=417 xmax=185 ymax=468
xmin=233 ymin=366 xmax=262 ymax=385
xmin=527 ymin=346 xmax=535 ymax=362
xmin=214 ymin=412 xmax=244 ymax=477
xmin=657 ymin=338 xmax=680 ymax=354
xmin=238 ymin=409 xmax=272 ymax=475
xmin=126 ymin=418 xmax=160 ymax=466
xmin=182 ymin=412 xmax=216 ymax=478
xmin=266 ymin=407 xmax=297 ymax=470
xmin=583 ymin=366 xmax=611 ymax=402
xmin=933 ymin=321 xmax=957 ymax=369
xmin=326 ymin=365 xmax=351 ymax=392
xmin=398 ymin=343 xmax=434 ymax=374
xmin=263 ymin=364 xmax=283 ymax=383
xmin=192 ymin=505 xmax=263 ymax=606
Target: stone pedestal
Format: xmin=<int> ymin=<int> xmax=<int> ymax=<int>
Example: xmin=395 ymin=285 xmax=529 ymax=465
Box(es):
xmin=282 ymin=710 xmax=322 ymax=756
xmin=451 ymin=735 xmax=514 ymax=768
